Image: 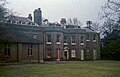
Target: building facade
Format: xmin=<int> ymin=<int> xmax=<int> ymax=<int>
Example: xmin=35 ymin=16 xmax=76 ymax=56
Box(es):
xmin=43 ymin=25 xmax=100 ymax=61
xmin=0 ymin=23 xmax=100 ymax=62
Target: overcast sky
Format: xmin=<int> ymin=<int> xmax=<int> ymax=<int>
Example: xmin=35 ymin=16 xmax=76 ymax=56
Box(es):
xmin=7 ymin=0 xmax=106 ymax=24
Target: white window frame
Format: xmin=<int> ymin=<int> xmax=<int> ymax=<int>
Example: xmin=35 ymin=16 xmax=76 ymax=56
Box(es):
xmin=71 ymin=50 xmax=76 ymax=58
xmin=71 ymin=36 xmax=76 ymax=45
xmin=56 ymin=34 xmax=61 ymax=44
xmin=80 ymin=36 xmax=85 ymax=45
xmin=27 ymin=45 xmax=33 ymax=56
xmin=93 ymin=49 xmax=97 ymax=60
xmin=47 ymin=34 xmax=52 ymax=44
xmin=81 ymin=50 xmax=84 ymax=60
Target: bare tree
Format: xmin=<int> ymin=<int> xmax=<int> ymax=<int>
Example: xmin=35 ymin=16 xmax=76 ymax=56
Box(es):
xmin=99 ymin=0 xmax=120 ymax=35
xmin=67 ymin=18 xmax=82 ymax=26
xmin=101 ymin=0 xmax=120 ymax=21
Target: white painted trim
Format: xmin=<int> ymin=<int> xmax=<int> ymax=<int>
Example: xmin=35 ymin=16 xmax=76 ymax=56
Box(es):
xmin=81 ymin=43 xmax=84 ymax=45
xmin=81 ymin=50 xmax=84 ymax=60
xmin=56 ymin=42 xmax=61 ymax=44
xmin=47 ymin=42 xmax=52 ymax=44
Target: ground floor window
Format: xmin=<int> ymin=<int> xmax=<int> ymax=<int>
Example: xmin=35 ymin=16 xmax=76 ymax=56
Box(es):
xmin=4 ymin=44 xmax=10 ymax=56
xmin=71 ymin=50 xmax=76 ymax=58
xmin=47 ymin=49 xmax=51 ymax=58
xmin=93 ymin=49 xmax=97 ymax=60
xmin=27 ymin=45 xmax=32 ymax=56
xmin=81 ymin=50 xmax=84 ymax=60
xmin=86 ymin=49 xmax=90 ymax=60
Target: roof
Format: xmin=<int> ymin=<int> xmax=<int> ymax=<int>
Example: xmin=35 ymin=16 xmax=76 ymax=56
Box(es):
xmin=83 ymin=27 xmax=95 ymax=33
xmin=10 ymin=16 xmax=32 ymax=22
xmin=0 ymin=24 xmax=43 ymax=44
xmin=5 ymin=15 xmax=39 ymax=26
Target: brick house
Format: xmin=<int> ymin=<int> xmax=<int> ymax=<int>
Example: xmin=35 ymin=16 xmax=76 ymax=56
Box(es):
xmin=0 ymin=23 xmax=44 ymax=63
xmin=0 ymin=21 xmax=100 ymax=62
xmin=43 ymin=25 xmax=100 ymax=61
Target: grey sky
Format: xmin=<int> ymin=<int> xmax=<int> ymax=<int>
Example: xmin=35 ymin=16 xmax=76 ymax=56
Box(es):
xmin=7 ymin=0 xmax=106 ymax=24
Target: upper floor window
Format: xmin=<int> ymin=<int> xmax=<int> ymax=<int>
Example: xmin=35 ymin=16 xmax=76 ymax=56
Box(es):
xmin=86 ymin=34 xmax=90 ymax=41
xmin=71 ymin=35 xmax=76 ymax=45
xmin=64 ymin=35 xmax=68 ymax=45
xmin=93 ymin=34 xmax=96 ymax=42
xmin=4 ymin=44 xmax=10 ymax=56
xmin=27 ymin=45 xmax=32 ymax=56
xmin=81 ymin=36 xmax=85 ymax=45
xmin=56 ymin=34 xmax=60 ymax=42
xmin=47 ymin=34 xmax=51 ymax=44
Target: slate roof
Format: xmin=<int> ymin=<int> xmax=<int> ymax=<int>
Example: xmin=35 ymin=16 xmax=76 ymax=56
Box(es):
xmin=83 ymin=27 xmax=95 ymax=33
xmin=0 ymin=23 xmax=43 ymax=44
xmin=6 ymin=15 xmax=38 ymax=26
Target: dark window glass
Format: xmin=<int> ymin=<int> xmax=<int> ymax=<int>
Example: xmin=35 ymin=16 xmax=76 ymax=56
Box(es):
xmin=47 ymin=49 xmax=51 ymax=57
xmin=56 ymin=34 xmax=60 ymax=42
xmin=47 ymin=34 xmax=51 ymax=42
xmin=81 ymin=36 xmax=84 ymax=43
xmin=4 ymin=44 xmax=10 ymax=56
xmin=86 ymin=34 xmax=90 ymax=40
xmin=28 ymin=45 xmax=32 ymax=55
xmin=93 ymin=34 xmax=96 ymax=40
xmin=64 ymin=35 xmax=67 ymax=43
xmin=71 ymin=35 xmax=76 ymax=43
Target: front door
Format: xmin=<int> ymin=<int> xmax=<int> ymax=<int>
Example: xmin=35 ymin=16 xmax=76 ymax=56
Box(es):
xmin=64 ymin=50 xmax=69 ymax=60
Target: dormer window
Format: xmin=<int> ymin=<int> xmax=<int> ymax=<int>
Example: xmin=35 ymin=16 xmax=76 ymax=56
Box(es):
xmin=25 ymin=22 xmax=28 ymax=25
xmin=22 ymin=22 xmax=25 ymax=25
xmin=12 ymin=21 xmax=16 ymax=24
xmin=16 ymin=21 xmax=19 ymax=24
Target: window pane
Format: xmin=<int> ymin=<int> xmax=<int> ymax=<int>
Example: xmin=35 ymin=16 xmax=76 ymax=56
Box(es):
xmin=28 ymin=45 xmax=32 ymax=55
xmin=64 ymin=35 xmax=67 ymax=43
xmin=71 ymin=35 xmax=75 ymax=43
xmin=71 ymin=50 xmax=76 ymax=57
xmin=93 ymin=34 xmax=96 ymax=40
xmin=81 ymin=36 xmax=84 ymax=43
xmin=47 ymin=34 xmax=51 ymax=42
xmin=86 ymin=34 xmax=90 ymax=40
xmin=56 ymin=34 xmax=60 ymax=42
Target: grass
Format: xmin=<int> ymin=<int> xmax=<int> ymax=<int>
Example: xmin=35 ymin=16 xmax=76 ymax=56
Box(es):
xmin=0 ymin=61 xmax=120 ymax=77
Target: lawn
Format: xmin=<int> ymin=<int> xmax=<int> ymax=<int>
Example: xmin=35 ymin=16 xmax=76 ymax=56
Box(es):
xmin=0 ymin=61 xmax=120 ymax=77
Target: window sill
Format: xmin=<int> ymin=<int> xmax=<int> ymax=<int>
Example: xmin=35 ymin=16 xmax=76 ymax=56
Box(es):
xmin=86 ymin=40 xmax=90 ymax=41
xmin=47 ymin=56 xmax=51 ymax=58
xmin=93 ymin=40 xmax=96 ymax=42
xmin=56 ymin=42 xmax=61 ymax=44
xmin=47 ymin=42 xmax=52 ymax=44
xmin=71 ymin=43 xmax=76 ymax=45
xmin=64 ymin=43 xmax=68 ymax=45
xmin=81 ymin=43 xmax=85 ymax=45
